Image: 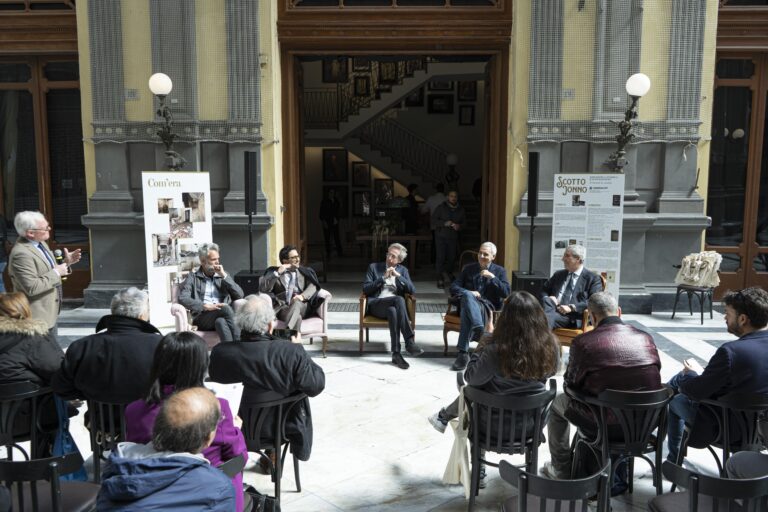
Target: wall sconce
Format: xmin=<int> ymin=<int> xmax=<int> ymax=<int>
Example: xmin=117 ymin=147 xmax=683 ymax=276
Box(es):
xmin=445 ymin=153 xmax=460 ymax=192
xmin=148 ymin=72 xmax=186 ymax=172
xmin=607 ymin=72 xmax=651 ymax=173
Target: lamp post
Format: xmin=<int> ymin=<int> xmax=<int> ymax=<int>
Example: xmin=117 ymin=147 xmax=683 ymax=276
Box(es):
xmin=445 ymin=153 xmax=460 ymax=192
xmin=607 ymin=73 xmax=651 ymax=173
xmin=148 ymin=72 xmax=186 ymax=172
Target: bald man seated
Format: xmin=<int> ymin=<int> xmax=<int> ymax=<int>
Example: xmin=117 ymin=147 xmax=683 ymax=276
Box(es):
xmin=97 ymin=387 xmax=235 ymax=511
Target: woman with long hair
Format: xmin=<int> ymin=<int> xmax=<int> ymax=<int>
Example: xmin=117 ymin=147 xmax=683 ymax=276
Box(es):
xmin=124 ymin=331 xmax=248 ymax=512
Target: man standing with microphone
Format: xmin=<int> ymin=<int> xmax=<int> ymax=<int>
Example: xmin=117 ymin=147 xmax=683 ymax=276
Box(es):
xmin=8 ymin=211 xmax=81 ymax=333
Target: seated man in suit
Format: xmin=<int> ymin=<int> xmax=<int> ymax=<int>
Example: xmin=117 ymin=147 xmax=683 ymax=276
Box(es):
xmin=363 ymin=243 xmax=422 ymax=370
xmin=260 ymin=245 xmax=323 ymax=343
xmin=448 ymin=241 xmax=510 ymax=371
xmin=178 ymin=242 xmax=244 ymax=342
xmin=539 ymin=244 xmax=602 ymax=330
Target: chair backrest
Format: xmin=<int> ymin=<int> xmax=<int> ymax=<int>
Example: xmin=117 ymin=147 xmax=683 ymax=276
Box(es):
xmin=0 ymin=382 xmax=53 ymax=460
xmin=701 ymin=392 xmax=768 ymax=454
xmin=239 ymin=393 xmax=307 ymax=453
xmin=499 ymin=459 xmax=611 ymax=512
xmin=86 ymin=399 xmax=128 ymax=482
xmin=661 ymin=460 xmax=768 ymax=511
xmin=0 ymin=452 xmax=86 ymax=512
xmin=464 ymin=379 xmax=556 ymax=455
xmin=459 ymin=250 xmax=478 ymax=270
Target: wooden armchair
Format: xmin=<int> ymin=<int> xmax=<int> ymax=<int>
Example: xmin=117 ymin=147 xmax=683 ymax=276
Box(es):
xmin=442 ymin=304 xmax=501 ymax=356
xmin=358 ymin=293 xmax=416 ymax=352
xmin=553 ymin=273 xmax=607 ymax=353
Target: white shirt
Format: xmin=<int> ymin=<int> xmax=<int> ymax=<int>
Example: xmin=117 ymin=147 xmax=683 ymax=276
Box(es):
xmin=557 ymin=266 xmax=583 ymax=304
xmin=202 ymin=274 xmax=222 ymax=305
xmin=377 ymin=275 xmax=398 ymax=299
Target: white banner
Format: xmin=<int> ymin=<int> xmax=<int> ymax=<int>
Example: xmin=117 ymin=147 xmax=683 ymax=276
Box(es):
xmin=550 ymin=174 xmax=625 ymax=297
xmin=142 ymin=172 xmax=213 ymax=328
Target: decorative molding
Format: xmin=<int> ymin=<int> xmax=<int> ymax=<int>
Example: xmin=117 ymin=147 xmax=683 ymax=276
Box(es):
xmin=90 ymin=120 xmax=262 ymax=144
xmin=717 ymin=7 xmax=768 ymax=50
xmin=528 ymin=0 xmax=563 ymax=121
xmin=88 ymin=0 xmax=124 ymax=122
xmin=0 ymin=12 xmax=77 ymax=54
xmin=526 ymin=120 xmax=702 ymax=143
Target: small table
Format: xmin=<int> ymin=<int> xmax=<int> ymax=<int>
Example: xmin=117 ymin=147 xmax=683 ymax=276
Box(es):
xmin=355 ymin=234 xmax=432 ymax=269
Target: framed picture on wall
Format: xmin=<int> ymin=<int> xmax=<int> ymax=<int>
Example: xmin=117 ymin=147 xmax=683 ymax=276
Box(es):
xmin=404 ymin=87 xmax=424 ymax=107
xmin=353 ymin=191 xmax=372 ymax=217
xmin=354 ymin=76 xmax=370 ymax=97
xmin=322 ymin=149 xmax=348 ymax=182
xmin=352 ymin=57 xmax=371 ymax=71
xmin=379 ymin=61 xmax=398 ymax=85
xmin=352 ymin=162 xmax=370 ymax=187
xmin=374 ymin=179 xmax=394 ymax=205
xmin=324 ymin=185 xmax=349 ymax=217
xmin=428 ymin=80 xmax=453 ymax=91
xmin=459 ymin=105 xmax=475 ymax=126
xmin=322 ymin=58 xmax=348 ymax=83
xmin=428 ymin=94 xmax=454 ymax=114
xmin=457 ymin=81 xmax=477 ymax=101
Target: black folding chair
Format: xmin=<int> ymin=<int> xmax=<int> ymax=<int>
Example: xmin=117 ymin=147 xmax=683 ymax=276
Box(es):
xmin=85 ymin=399 xmax=127 ymax=483
xmin=0 ymin=382 xmax=55 ymax=460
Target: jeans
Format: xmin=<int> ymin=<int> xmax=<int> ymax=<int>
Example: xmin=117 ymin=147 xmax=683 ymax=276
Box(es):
xmin=666 ymin=372 xmax=699 ymax=462
xmin=457 ymin=292 xmax=484 ymax=352
xmin=194 ymin=304 xmax=239 ymax=342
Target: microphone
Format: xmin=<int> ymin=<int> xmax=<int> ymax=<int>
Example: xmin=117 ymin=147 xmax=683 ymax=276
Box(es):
xmin=53 ymin=249 xmax=68 ymax=281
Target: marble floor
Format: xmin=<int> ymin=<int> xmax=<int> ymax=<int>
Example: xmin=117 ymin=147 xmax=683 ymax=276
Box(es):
xmin=54 ymin=291 xmax=730 ymax=511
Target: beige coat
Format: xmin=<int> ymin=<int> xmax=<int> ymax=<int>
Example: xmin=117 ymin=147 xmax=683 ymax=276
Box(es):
xmin=8 ymin=238 xmax=61 ymax=329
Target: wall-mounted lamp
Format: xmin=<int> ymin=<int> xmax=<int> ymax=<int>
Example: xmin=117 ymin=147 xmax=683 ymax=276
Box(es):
xmin=445 ymin=153 xmax=460 ymax=192
xmin=607 ymin=72 xmax=651 ymax=173
xmin=148 ymin=72 xmax=186 ymax=172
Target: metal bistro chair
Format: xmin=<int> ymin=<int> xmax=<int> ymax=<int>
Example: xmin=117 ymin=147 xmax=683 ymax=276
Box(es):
xmin=463 ymin=379 xmax=557 ymax=512
xmin=86 ymin=399 xmax=127 ymax=483
xmin=0 ymin=382 xmax=55 ymax=461
xmin=358 ymin=293 xmax=416 ymax=352
xmin=566 ymin=385 xmax=674 ymax=495
xmin=239 ymin=393 xmax=307 ymax=503
xmin=499 ymin=459 xmax=611 ymax=512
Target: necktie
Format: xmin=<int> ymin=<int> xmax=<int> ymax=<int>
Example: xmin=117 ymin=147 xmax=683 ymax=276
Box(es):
xmin=38 ymin=243 xmax=55 ymax=269
xmin=285 ymin=271 xmax=296 ymax=302
xmin=561 ymin=273 xmax=575 ymax=305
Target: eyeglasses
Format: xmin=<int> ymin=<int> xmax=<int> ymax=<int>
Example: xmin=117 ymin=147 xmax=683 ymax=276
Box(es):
xmin=288 ymin=255 xmax=301 ymax=261
xmin=30 ymin=226 xmax=51 ymax=232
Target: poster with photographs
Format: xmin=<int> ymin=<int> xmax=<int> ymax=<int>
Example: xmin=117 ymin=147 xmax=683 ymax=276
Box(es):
xmin=549 ymin=174 xmax=625 ymax=297
xmin=143 ymin=172 xmax=213 ymax=327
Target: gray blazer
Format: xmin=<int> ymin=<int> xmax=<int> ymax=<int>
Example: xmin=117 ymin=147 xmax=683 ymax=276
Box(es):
xmin=8 ymin=238 xmax=62 ymax=329
xmin=177 ymin=267 xmax=244 ymax=317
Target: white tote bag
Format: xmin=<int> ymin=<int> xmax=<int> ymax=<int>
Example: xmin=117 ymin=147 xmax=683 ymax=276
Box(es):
xmin=442 ymin=388 xmax=471 ymax=498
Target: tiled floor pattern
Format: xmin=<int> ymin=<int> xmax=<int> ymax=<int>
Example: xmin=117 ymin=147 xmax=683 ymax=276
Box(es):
xmin=52 ymin=306 xmax=734 ymax=511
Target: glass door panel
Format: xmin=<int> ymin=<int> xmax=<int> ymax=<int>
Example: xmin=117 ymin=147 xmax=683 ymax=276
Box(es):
xmin=0 ymin=89 xmax=40 ymax=223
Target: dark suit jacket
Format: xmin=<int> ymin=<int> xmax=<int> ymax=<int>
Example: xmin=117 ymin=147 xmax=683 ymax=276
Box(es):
xmin=260 ymin=266 xmax=322 ymax=315
xmin=362 ymin=262 xmax=415 ymax=300
xmin=449 ymin=262 xmax=510 ymax=312
xmin=540 ymin=267 xmax=602 ymax=317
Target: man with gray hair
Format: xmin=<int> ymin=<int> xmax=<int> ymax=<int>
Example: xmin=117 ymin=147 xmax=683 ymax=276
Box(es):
xmin=52 ymin=287 xmax=162 ymax=404
xmin=209 ymin=295 xmax=325 ymax=462
xmin=544 ymin=291 xmax=661 ymax=492
xmin=178 ymin=242 xmax=244 ymax=342
xmin=539 ymin=244 xmax=603 ymax=330
xmin=448 ymin=241 xmax=510 ymax=371
xmin=362 ymin=242 xmax=421 ymax=369
xmin=8 ymin=211 xmax=82 ymax=331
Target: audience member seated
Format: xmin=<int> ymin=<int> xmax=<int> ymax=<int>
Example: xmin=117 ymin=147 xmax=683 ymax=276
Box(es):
xmin=544 ymin=292 xmax=661 ymax=491
xmin=448 ymin=241 xmax=510 ymax=371
xmin=97 ymin=387 xmax=235 ymax=511
xmin=52 ymin=287 xmax=162 ymax=404
xmin=539 ymin=244 xmax=602 ymax=330
xmin=362 ymin=243 xmax=422 ymax=370
xmin=666 ymin=287 xmax=768 ymax=464
xmin=178 ymin=242 xmax=244 ymax=342
xmin=0 ymin=292 xmax=65 ymax=454
xmin=208 ymin=296 xmax=325 ymax=463
xmin=726 ymin=451 xmax=768 ymax=479
xmin=124 ymin=331 xmax=248 ymax=512
xmin=260 ymin=244 xmax=323 ymax=343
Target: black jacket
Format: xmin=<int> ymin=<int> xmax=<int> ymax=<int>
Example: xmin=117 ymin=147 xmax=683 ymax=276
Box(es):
xmin=208 ymin=332 xmax=326 ymax=461
xmin=51 ymin=315 xmax=162 ymax=403
xmin=0 ymin=316 xmax=63 ymax=386
xmin=540 ymin=268 xmax=603 ymax=318
xmin=362 ymin=262 xmax=415 ymax=299
xmin=431 ymin=201 xmax=466 ymax=235
xmin=450 ymin=262 xmax=511 ymax=312
xmin=177 ymin=268 xmax=244 ymax=317
xmin=260 ymin=266 xmax=324 ymax=315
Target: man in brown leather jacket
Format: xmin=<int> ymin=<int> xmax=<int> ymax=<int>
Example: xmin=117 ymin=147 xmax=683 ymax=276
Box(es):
xmin=544 ymin=291 xmax=661 ymax=481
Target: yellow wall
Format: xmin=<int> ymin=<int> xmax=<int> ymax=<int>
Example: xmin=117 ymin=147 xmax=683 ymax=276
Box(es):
xmin=121 ymin=0 xmax=152 ymax=122
xmin=638 ymin=0 xmax=672 ymax=122
xmin=196 ymin=0 xmax=228 ymax=121
xmin=560 ymin=0 xmax=596 ymax=120
xmin=76 ymin=0 xmax=95 ymax=201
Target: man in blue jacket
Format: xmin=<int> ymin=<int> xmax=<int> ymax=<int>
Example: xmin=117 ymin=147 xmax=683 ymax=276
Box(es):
xmin=97 ymin=387 xmax=235 ymax=511
xmin=666 ymin=286 xmax=768 ymax=463
xmin=363 ymin=242 xmax=422 ymax=369
xmin=449 ymin=242 xmax=510 ymax=371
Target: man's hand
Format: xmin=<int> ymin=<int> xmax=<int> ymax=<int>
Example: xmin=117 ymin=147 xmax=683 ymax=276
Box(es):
xmin=55 ymin=263 xmax=70 ymax=276
xmin=471 ymin=291 xmax=481 ymax=298
xmin=233 ymin=415 xmax=243 ymax=429
xmin=389 ymin=267 xmax=401 ymax=278
xmin=452 ymin=223 xmax=461 ymax=231
xmin=683 ymin=358 xmax=704 ymax=375
xmin=292 ymin=294 xmax=304 ymax=303
xmin=444 ymin=220 xmax=453 ymax=227
xmin=277 ymin=263 xmax=292 ymax=274
xmin=548 ymin=295 xmax=560 ymax=305
xmin=63 ymin=248 xmax=82 ymax=265
xmin=203 ymin=303 xmax=222 ymax=311
xmin=557 ymin=304 xmax=573 ymax=314
xmin=213 ymin=264 xmax=226 ymax=278
xmin=479 ymin=269 xmax=495 ymax=279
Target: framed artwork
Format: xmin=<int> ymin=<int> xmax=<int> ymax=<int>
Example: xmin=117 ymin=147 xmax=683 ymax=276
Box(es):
xmin=378 ymin=61 xmax=398 ymax=85
xmin=374 ymin=179 xmax=394 ymax=205
xmin=428 ymin=80 xmax=453 ymax=91
xmin=322 ymin=58 xmax=348 ymax=83
xmin=352 ymin=162 xmax=370 ymax=187
xmin=405 ymin=59 xmax=421 ymax=76
xmin=459 ymin=105 xmax=475 ymax=126
xmin=322 ymin=149 xmax=348 ymax=182
xmin=457 ymin=81 xmax=477 ymax=101
xmin=428 ymin=94 xmax=454 ymax=114
xmin=352 ymin=57 xmax=371 ymax=71
xmin=354 ymin=76 xmax=370 ymax=97
xmin=323 ymin=185 xmax=348 ymax=217
xmin=353 ymin=191 xmax=372 ymax=217
xmin=404 ymin=87 xmax=424 ymax=107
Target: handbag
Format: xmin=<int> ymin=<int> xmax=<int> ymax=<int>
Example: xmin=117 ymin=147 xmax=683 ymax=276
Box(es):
xmin=52 ymin=395 xmax=88 ymax=481
xmin=442 ymin=387 xmax=471 ymax=498
xmin=244 ymin=485 xmax=281 ymax=512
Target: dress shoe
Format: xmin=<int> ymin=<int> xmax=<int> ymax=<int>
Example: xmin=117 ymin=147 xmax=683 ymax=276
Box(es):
xmin=392 ymin=352 xmax=410 ymax=369
xmin=450 ymin=351 xmax=470 ymax=371
xmin=405 ymin=340 xmax=424 ymax=356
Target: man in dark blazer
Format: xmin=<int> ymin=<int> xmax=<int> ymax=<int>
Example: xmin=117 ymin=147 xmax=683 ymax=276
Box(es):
xmin=666 ymin=287 xmax=768 ymax=463
xmin=539 ymin=244 xmax=602 ymax=330
xmin=260 ymin=245 xmax=323 ymax=343
xmin=448 ymin=241 xmax=510 ymax=371
xmin=363 ymin=242 xmax=422 ymax=369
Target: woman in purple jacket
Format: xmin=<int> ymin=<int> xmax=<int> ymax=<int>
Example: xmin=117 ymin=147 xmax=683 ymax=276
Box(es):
xmin=125 ymin=331 xmax=248 ymax=512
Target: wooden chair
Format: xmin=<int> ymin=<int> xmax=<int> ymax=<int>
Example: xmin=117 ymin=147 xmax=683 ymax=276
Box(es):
xmin=553 ymin=272 xmax=607 ymax=353
xmin=358 ymin=293 xmax=416 ymax=352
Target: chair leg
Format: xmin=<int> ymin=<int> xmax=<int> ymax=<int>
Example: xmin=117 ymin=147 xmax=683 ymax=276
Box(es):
xmin=708 ymin=289 xmax=714 ymax=319
xmin=308 ymin=337 xmax=313 ymax=345
xmin=443 ymin=328 xmax=449 ymax=356
xmin=359 ymin=329 xmax=364 ymax=352
xmin=671 ymin=288 xmax=683 ymax=319
xmin=294 ymin=452 xmax=301 ymax=493
xmin=468 ymin=447 xmax=479 ymax=512
xmin=698 ymin=291 xmax=704 ymax=325
xmin=687 ymin=291 xmax=694 ymax=316
xmin=366 ymin=328 xmax=369 ymax=343
xmin=671 ymin=429 xmax=690 ymax=492
xmin=322 ymin=336 xmax=327 ymax=358
xmin=628 ymin=456 xmax=634 ymax=494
